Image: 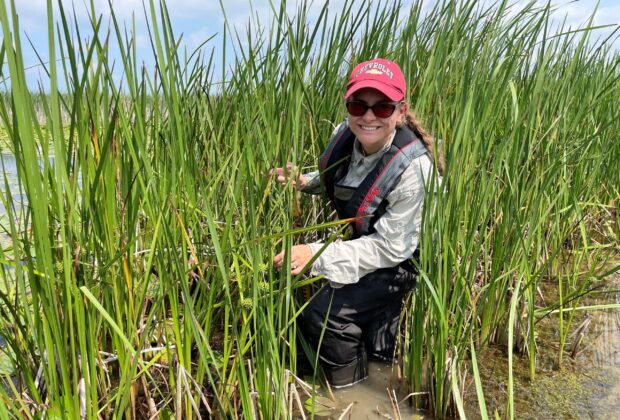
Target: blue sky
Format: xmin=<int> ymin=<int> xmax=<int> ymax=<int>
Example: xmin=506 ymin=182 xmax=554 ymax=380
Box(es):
xmin=3 ymin=0 xmax=620 ymax=91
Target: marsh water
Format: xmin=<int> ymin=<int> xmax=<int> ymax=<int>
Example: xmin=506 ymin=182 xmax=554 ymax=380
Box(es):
xmin=314 ymin=361 xmax=424 ymax=418
xmin=461 ymin=272 xmax=620 ymax=419
xmin=0 ymin=152 xmax=27 ymax=251
xmin=0 ymin=153 xmax=21 ymax=215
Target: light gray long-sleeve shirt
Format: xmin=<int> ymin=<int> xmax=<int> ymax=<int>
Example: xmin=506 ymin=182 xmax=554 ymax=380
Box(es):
xmin=303 ymin=122 xmax=438 ymax=287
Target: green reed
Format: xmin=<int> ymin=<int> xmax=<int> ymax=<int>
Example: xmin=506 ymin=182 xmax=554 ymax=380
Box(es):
xmin=403 ymin=1 xmax=620 ymax=417
xmin=0 ymin=0 xmax=618 ymax=418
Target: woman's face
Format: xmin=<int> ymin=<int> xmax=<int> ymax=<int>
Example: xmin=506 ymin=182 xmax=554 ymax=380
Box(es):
xmin=346 ymin=88 xmax=408 ymax=155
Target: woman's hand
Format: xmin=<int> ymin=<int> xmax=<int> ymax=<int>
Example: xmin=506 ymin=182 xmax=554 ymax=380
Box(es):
xmin=273 ymin=244 xmax=313 ymax=276
xmin=269 ymin=163 xmax=307 ymax=190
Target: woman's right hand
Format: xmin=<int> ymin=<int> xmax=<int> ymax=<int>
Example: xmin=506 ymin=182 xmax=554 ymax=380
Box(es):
xmin=269 ymin=163 xmax=307 ymax=190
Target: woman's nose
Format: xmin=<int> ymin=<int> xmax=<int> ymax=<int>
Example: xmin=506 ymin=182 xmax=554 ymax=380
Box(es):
xmin=361 ymin=107 xmax=375 ymax=120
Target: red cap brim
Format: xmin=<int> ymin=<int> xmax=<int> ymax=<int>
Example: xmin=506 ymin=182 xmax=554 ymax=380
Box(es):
xmin=345 ymin=80 xmax=405 ymax=102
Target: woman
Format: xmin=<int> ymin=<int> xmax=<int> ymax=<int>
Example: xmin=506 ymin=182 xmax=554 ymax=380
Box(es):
xmin=272 ymin=58 xmax=442 ymax=388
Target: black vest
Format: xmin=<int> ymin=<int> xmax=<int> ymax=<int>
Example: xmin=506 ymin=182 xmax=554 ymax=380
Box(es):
xmin=319 ymin=124 xmax=428 ymax=238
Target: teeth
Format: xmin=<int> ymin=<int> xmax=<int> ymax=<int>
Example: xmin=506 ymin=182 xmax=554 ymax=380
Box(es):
xmin=360 ymin=125 xmax=378 ymax=131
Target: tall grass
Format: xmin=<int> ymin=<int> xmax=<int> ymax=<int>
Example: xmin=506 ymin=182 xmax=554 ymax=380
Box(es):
xmin=0 ymin=0 xmax=618 ymax=418
xmin=403 ymin=1 xmax=620 ymax=416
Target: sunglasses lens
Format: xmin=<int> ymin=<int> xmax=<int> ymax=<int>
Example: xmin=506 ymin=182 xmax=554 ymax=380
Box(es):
xmin=346 ymin=102 xmax=368 ymax=117
xmin=372 ymin=103 xmax=396 ymax=118
xmin=346 ymin=101 xmax=397 ymax=118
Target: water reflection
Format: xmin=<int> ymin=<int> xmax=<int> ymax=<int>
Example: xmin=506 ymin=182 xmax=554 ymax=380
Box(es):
xmin=572 ymin=273 xmax=620 ymax=415
xmin=464 ymin=273 xmax=620 ymax=418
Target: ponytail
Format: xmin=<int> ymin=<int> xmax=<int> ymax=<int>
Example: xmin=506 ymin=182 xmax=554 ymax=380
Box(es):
xmin=401 ymin=111 xmax=444 ymax=176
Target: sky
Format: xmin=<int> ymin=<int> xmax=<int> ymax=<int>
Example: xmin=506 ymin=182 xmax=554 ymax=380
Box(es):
xmin=2 ymin=0 xmax=619 ymax=91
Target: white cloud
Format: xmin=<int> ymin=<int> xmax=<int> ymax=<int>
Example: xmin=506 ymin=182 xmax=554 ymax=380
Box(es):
xmin=5 ymin=0 xmax=618 ymax=90
xmin=12 ymin=0 xmax=219 ymax=30
xmin=547 ymin=1 xmax=620 ymax=50
xmin=12 ymin=1 xmax=616 ymax=49
xmin=595 ymin=3 xmax=620 ymax=26
xmin=185 ymin=25 xmax=217 ymax=50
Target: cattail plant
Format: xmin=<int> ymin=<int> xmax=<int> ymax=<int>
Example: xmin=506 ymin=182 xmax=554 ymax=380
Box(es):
xmin=0 ymin=0 xmax=618 ymax=418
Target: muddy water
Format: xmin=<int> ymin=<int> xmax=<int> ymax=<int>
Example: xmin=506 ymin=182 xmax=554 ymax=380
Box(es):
xmin=464 ymin=272 xmax=620 ymax=418
xmin=328 ymin=361 xmax=425 ymax=419
xmin=567 ymin=273 xmax=620 ymax=416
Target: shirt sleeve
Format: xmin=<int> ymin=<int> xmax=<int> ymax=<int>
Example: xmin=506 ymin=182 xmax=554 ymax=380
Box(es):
xmin=307 ymin=154 xmax=436 ymax=287
xmin=300 ymin=170 xmax=322 ymax=195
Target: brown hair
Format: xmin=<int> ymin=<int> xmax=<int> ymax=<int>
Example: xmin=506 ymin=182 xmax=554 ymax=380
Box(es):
xmin=400 ymin=110 xmax=445 ymax=176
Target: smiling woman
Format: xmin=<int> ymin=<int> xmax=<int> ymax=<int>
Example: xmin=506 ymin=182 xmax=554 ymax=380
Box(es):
xmin=272 ymin=58 xmax=443 ymax=388
xmin=0 ymin=0 xmax=618 ymax=418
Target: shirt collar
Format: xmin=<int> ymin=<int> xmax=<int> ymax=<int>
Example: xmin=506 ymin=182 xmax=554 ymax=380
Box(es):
xmin=351 ymin=130 xmax=396 ymax=165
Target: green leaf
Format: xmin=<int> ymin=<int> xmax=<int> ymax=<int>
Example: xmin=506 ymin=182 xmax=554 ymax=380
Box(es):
xmin=304 ymin=395 xmax=337 ymax=416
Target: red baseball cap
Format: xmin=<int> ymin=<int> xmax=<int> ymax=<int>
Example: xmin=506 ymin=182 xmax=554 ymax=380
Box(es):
xmin=344 ymin=58 xmax=406 ymax=101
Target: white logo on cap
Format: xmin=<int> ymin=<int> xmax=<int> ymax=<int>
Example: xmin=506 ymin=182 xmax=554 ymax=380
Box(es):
xmin=355 ymin=62 xmax=394 ymax=79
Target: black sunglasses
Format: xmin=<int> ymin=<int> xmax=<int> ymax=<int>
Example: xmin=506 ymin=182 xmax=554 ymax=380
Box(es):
xmin=345 ymin=100 xmax=403 ymax=118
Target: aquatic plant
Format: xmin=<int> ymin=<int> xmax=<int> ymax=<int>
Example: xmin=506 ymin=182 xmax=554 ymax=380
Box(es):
xmin=0 ymin=0 xmax=618 ymax=418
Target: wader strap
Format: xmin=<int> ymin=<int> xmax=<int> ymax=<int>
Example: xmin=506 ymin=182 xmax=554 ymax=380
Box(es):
xmin=319 ymin=125 xmax=355 ymax=203
xmin=350 ymin=132 xmax=427 ymax=235
xmin=319 ymin=124 xmax=428 ymax=236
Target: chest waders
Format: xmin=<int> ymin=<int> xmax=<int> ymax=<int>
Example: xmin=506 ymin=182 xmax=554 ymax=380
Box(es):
xmin=300 ymin=125 xmax=427 ymax=388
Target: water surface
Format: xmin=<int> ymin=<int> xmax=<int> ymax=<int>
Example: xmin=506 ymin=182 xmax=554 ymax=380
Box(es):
xmin=464 ymin=272 xmax=620 ymax=418
xmin=311 ymin=361 xmax=425 ymax=419
xmin=0 ymin=153 xmax=24 ymax=215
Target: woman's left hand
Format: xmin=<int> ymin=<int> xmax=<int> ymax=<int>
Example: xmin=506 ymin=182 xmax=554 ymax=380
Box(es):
xmin=273 ymin=245 xmax=313 ymax=276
